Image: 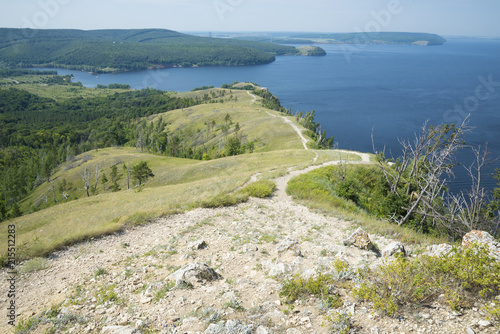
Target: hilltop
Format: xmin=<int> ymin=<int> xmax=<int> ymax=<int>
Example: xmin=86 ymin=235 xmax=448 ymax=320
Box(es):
xmin=0 ymin=75 xmax=499 ymax=333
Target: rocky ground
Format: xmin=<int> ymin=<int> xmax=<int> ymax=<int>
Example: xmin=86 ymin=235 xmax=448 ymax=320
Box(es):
xmin=1 ymin=155 xmax=498 ymax=334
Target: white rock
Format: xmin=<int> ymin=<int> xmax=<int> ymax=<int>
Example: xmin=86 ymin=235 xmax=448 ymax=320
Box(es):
xmin=382 ymin=241 xmax=406 ymax=257
xmin=478 ymin=320 xmax=491 ymax=327
xmin=423 ymin=244 xmax=453 ymax=257
xmin=277 ymin=238 xmax=302 ymax=256
xmin=268 ymin=262 xmax=295 ymax=276
xmin=187 ymin=239 xmax=208 ymax=251
xmin=463 ymin=230 xmax=500 ymax=261
xmin=343 ymin=227 xmax=373 ymax=250
xmin=256 ymin=326 xmax=271 ymax=334
xmin=167 ymin=262 xmax=220 ymax=282
xmin=101 ymin=326 xmax=138 ymax=334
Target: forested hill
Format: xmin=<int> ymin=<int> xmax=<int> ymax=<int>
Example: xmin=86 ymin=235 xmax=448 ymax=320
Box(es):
xmin=0 ymin=28 xmax=308 ymax=73
xmin=231 ymin=32 xmax=446 ymax=46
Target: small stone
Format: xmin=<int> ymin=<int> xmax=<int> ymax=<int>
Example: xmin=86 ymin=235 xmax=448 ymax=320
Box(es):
xmin=135 ymin=320 xmax=144 ymax=329
xmin=478 ymin=320 xmax=491 ymax=327
xmin=140 ymin=297 xmax=152 ymax=304
xmin=256 ymin=326 xmax=270 ymax=334
xmin=268 ymin=262 xmax=295 ymax=276
xmin=187 ymin=239 xmax=208 ymax=251
xmin=167 ymin=262 xmax=221 ymax=282
xmin=382 ymin=242 xmax=406 ymax=257
xmin=276 ymin=238 xmax=302 ymax=257
xmin=182 ymin=317 xmax=198 ymax=325
xmin=420 ymin=313 xmax=431 ymax=319
xmin=466 ymin=328 xmax=476 ymax=334
xmin=101 ymin=326 xmax=137 ymax=334
xmin=343 ymin=227 xmax=373 ymax=250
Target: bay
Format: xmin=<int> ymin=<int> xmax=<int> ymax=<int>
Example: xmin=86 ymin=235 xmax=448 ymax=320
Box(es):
xmin=48 ymin=38 xmax=500 ymax=192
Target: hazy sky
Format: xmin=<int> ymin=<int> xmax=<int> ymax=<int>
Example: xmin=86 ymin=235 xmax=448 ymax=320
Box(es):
xmin=1 ymin=0 xmax=499 ymax=37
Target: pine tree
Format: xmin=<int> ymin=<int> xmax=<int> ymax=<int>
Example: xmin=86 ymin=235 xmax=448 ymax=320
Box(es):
xmin=131 ymin=161 xmax=154 ymax=186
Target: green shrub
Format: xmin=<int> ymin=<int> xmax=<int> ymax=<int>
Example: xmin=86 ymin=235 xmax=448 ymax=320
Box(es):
xmin=94 ymin=267 xmax=108 ymax=277
xmin=95 ymin=284 xmax=119 ymax=304
xmin=324 ymin=310 xmax=354 ymax=334
xmin=242 ymin=180 xmax=276 ymax=198
xmin=222 ymin=298 xmax=244 ymax=311
xmin=280 ymin=273 xmax=342 ymax=310
xmin=15 ymin=316 xmax=42 ymax=334
xmin=286 ymin=166 xmax=360 ymax=214
xmin=352 ymin=244 xmax=500 ymax=316
xmin=153 ymin=282 xmax=175 ymax=302
xmin=201 ymin=193 xmax=249 ymax=208
xmin=484 ymin=302 xmax=500 ymax=328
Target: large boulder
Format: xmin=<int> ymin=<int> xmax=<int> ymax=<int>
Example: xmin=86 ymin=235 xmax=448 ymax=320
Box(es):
xmin=167 ymin=262 xmax=220 ymax=283
xmin=343 ymin=227 xmax=373 ymax=250
xmin=462 ymin=230 xmax=500 ymax=261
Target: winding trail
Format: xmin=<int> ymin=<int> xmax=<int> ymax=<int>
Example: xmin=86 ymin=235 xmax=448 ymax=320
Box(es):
xmin=0 ymin=90 xmax=376 ymax=333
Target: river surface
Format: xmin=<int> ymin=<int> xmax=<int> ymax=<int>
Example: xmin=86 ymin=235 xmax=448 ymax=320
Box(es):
xmin=48 ymin=38 xmax=500 ymax=192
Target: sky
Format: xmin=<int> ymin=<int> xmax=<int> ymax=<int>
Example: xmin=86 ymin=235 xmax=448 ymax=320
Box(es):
xmin=1 ymin=0 xmax=499 ymax=37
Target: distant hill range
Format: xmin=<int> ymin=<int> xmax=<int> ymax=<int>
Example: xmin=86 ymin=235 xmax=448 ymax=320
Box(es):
xmin=230 ymin=32 xmax=446 ymax=46
xmin=0 ymin=28 xmax=325 ymax=73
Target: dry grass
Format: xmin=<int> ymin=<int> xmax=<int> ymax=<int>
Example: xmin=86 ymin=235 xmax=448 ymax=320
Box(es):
xmin=3 ymin=148 xmax=315 ymax=262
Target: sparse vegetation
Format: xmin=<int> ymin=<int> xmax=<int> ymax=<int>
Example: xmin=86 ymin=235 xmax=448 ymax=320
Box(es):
xmin=280 ymin=273 xmax=343 ymax=311
xmin=19 ymin=257 xmax=50 ymax=274
xmin=352 ymin=243 xmax=500 ymax=316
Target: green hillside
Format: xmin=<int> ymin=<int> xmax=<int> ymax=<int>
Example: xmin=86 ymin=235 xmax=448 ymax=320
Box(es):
xmin=0 ymin=71 xmax=346 ymax=263
xmin=0 ymin=28 xmax=305 ymax=73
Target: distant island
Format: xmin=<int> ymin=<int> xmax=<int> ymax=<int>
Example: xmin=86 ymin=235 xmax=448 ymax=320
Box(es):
xmin=230 ymin=32 xmax=446 ymax=46
xmin=0 ymin=28 xmax=326 ymax=73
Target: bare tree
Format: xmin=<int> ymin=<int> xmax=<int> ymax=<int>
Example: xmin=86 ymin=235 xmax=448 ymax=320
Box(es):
xmin=444 ymin=145 xmax=500 ymax=237
xmin=334 ymin=143 xmax=348 ymax=180
xmin=373 ymin=117 xmax=472 ymax=229
xmin=49 ymin=179 xmax=58 ymax=204
xmin=80 ymin=166 xmax=91 ymax=197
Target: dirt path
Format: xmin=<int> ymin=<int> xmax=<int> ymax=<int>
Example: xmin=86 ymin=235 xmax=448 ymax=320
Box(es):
xmin=0 ymin=95 xmax=488 ymax=333
xmin=0 ymin=148 xmax=372 ymax=333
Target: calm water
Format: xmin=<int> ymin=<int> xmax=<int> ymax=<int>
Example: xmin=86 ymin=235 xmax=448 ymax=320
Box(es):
xmin=49 ymin=38 xmax=500 ymax=192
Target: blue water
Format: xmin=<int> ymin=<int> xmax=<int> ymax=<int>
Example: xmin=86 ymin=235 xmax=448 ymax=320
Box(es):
xmin=48 ymin=38 xmax=500 ymax=192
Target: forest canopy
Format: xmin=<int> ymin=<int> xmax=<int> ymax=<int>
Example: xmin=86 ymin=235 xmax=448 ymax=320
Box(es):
xmin=0 ymin=28 xmax=307 ymax=73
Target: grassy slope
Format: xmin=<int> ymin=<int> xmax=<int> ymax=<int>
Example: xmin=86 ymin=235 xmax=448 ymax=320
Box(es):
xmin=0 ymin=74 xmax=132 ymax=100
xmin=1 ymin=86 xmax=325 ymax=262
